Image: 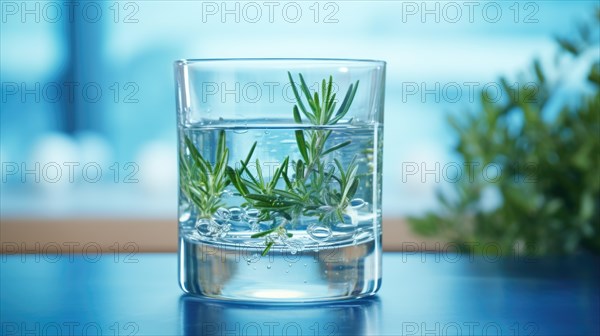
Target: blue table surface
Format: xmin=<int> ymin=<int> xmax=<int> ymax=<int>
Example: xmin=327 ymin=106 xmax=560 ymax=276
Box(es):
xmin=1 ymin=253 xmax=598 ymax=336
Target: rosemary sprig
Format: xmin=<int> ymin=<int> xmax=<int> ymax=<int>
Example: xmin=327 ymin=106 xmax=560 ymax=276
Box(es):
xmin=287 ymin=72 xmax=359 ymax=126
xmin=180 ymin=130 xmax=230 ymax=219
xmin=230 ymin=73 xmax=361 ymax=254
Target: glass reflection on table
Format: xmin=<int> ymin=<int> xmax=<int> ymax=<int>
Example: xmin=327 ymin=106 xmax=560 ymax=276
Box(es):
xmin=180 ymin=295 xmax=380 ymax=335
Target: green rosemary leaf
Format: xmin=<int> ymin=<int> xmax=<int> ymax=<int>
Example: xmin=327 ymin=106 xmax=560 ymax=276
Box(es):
xmin=216 ymin=130 xmax=226 ymax=162
xmin=322 ymin=140 xmax=352 ymax=156
xmin=251 ymin=228 xmax=276 ymax=238
xmin=251 ymin=204 xmax=292 ymax=211
xmin=293 ymin=106 xmax=302 ymax=123
xmin=245 ymin=193 xmax=277 ymax=203
xmin=327 ymin=99 xmax=338 ymax=122
xmin=287 ymin=72 xmax=310 ymax=119
xmin=347 ymin=160 xmax=358 ymax=180
xmin=244 ymin=181 xmax=264 ymax=194
xmin=269 ymin=167 xmax=282 ymax=190
xmin=189 ymin=184 xmax=208 ymax=197
xmin=226 ymin=167 xmax=248 ymax=195
xmin=240 ymin=142 xmax=257 ymax=175
xmin=347 ymin=179 xmax=359 ymax=199
xmin=331 ymin=81 xmax=360 ymax=124
xmin=269 ymin=157 xmax=288 ymax=190
xmin=179 ymin=151 xmax=188 ymax=170
xmin=321 ymin=79 xmax=327 ymax=115
xmin=313 ymin=91 xmax=321 ymax=122
xmin=336 ymin=209 xmax=345 ymax=223
xmin=326 ymin=75 xmax=333 ymax=103
xmin=272 ymin=189 xmax=304 ymax=201
xmin=184 ymin=135 xmax=211 ymax=175
xmin=262 ymin=242 xmax=274 ymax=256
xmin=255 ymin=158 xmax=265 ymax=187
xmin=331 ymin=84 xmax=354 ymax=123
xmin=298 ymin=73 xmax=316 ymax=110
xmin=241 ymin=164 xmax=260 ymax=187
xmin=214 ymin=147 xmax=229 ymax=180
xmin=281 ymin=171 xmax=293 ymax=191
xmin=334 ymin=158 xmax=345 ymax=181
xmin=296 ymin=160 xmax=305 ymax=180
xmin=279 ymin=211 xmax=292 ymax=220
xmin=295 ymin=130 xmax=309 ymax=162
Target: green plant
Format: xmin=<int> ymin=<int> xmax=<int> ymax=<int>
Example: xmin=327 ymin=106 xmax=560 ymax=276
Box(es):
xmin=181 ymin=73 xmax=361 ymax=255
xmin=179 ymin=130 xmax=229 ymax=219
xmin=408 ymin=12 xmax=600 ymax=255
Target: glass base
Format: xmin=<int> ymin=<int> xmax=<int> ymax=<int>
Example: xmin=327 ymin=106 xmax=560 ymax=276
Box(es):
xmin=178 ymin=235 xmax=382 ymax=302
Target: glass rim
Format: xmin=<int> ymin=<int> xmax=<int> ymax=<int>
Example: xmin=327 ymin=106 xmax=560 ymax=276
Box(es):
xmin=174 ymin=58 xmax=386 ymax=66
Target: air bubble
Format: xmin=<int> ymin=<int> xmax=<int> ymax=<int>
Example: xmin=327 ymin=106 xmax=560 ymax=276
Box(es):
xmin=307 ymin=223 xmax=332 ymax=242
xmin=244 ymin=208 xmax=260 ymax=220
xmin=229 ymin=207 xmax=244 ymax=221
xmin=349 ymin=198 xmax=366 ymax=209
xmin=267 ymin=265 xmax=271 ymax=269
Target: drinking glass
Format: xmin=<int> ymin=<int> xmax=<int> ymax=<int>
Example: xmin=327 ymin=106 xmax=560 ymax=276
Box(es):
xmin=174 ymin=58 xmax=386 ymax=302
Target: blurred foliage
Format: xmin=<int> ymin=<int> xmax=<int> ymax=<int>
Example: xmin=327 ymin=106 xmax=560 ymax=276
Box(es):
xmin=409 ymin=11 xmax=600 ymax=255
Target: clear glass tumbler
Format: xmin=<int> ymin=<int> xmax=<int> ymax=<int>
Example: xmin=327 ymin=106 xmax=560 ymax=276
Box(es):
xmin=175 ymin=59 xmax=386 ymax=302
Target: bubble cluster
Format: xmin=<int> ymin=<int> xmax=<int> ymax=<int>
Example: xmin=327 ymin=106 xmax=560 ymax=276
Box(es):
xmin=196 ymin=206 xmax=259 ymax=235
xmin=195 ymin=218 xmax=230 ymax=238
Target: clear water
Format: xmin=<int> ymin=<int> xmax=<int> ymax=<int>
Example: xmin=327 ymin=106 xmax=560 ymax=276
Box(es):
xmin=178 ymin=123 xmax=382 ymax=302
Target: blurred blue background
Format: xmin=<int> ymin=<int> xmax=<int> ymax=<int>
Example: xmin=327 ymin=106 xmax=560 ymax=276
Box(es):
xmin=0 ymin=1 xmax=595 ymax=220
